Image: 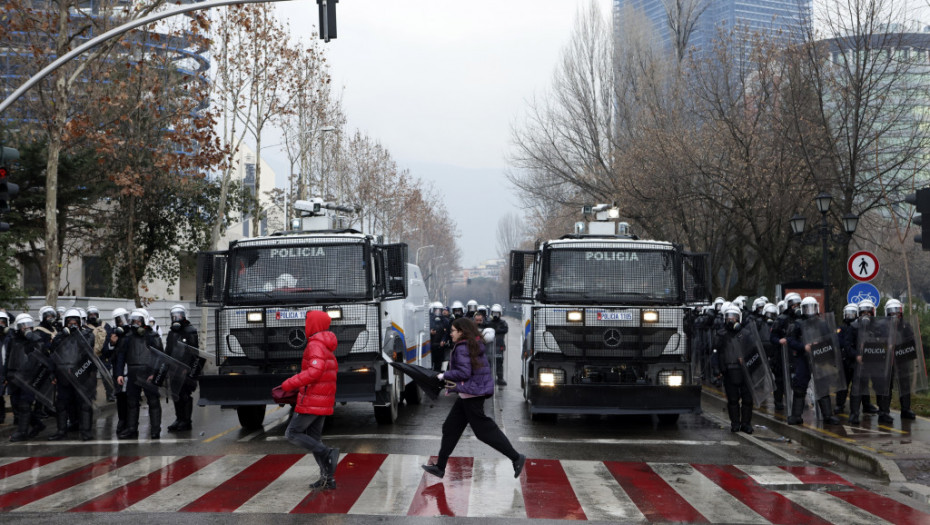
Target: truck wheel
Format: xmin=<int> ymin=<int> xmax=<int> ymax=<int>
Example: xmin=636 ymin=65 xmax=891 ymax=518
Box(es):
xmin=657 ymin=414 xmax=680 ymax=425
xmin=237 ymin=405 xmax=266 ymax=429
xmin=403 ymin=379 xmax=423 ymax=405
xmin=374 ymin=371 xmax=400 ymax=424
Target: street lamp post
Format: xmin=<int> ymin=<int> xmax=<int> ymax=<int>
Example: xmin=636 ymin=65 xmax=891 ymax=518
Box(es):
xmin=789 ymin=192 xmax=859 ymax=311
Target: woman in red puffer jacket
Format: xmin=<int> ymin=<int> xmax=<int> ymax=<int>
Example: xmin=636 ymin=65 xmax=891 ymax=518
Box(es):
xmin=282 ymin=310 xmax=340 ymax=490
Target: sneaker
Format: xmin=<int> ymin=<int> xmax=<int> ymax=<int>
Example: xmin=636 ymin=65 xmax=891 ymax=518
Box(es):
xmin=513 ymin=454 xmax=527 ymax=478
xmin=309 ymin=478 xmax=337 ymax=490
xmin=421 ymin=463 xmax=445 ymax=478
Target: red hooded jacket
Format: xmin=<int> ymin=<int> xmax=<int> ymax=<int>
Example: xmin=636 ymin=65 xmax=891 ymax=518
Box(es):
xmin=281 ymin=310 xmax=338 ymax=415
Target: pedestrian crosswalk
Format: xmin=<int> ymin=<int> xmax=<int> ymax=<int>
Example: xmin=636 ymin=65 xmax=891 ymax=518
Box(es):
xmin=0 ymin=453 xmax=927 ymax=522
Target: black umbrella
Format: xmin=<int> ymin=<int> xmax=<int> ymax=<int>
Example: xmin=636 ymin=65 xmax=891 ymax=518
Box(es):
xmin=389 ymin=362 xmax=444 ymax=400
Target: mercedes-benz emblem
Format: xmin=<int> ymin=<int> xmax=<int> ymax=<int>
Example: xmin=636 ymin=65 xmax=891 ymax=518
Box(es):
xmin=287 ymin=328 xmax=307 ymax=350
xmin=603 ymin=328 xmax=622 ymax=347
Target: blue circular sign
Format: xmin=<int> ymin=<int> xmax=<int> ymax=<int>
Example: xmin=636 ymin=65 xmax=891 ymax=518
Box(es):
xmin=848 ymin=282 xmax=880 ymax=305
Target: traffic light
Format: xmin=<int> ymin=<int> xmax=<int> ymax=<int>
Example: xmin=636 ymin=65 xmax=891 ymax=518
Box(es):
xmin=316 ymin=0 xmax=337 ymax=42
xmin=905 ymin=187 xmax=930 ymax=250
xmin=0 ymin=146 xmax=19 ymax=232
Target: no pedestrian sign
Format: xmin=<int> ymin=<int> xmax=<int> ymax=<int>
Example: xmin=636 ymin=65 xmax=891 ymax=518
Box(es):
xmin=848 ymin=251 xmax=879 ymax=282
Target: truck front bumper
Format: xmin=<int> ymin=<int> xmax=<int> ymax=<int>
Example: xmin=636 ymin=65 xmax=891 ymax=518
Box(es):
xmin=528 ymin=384 xmax=702 ymax=415
xmin=198 ymin=369 xmax=382 ymax=406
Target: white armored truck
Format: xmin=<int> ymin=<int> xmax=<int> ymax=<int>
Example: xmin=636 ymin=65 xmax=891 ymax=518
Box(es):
xmin=510 ymin=205 xmax=710 ymax=422
xmin=196 ymin=198 xmax=431 ymax=427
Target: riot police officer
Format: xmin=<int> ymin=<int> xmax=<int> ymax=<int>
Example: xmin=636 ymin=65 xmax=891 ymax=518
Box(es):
xmin=834 ymin=303 xmax=858 ymax=413
xmin=0 ymin=311 xmax=8 ymax=425
xmin=104 ymin=308 xmax=130 ymax=433
xmin=800 ymin=297 xmax=841 ymax=425
xmin=429 ymin=302 xmax=450 ymax=373
xmin=166 ymin=304 xmax=200 ymax=432
xmin=2 ymin=314 xmax=46 ymax=441
xmin=713 ymin=306 xmax=754 ymax=433
xmin=116 ymin=310 xmax=164 ymax=439
xmin=465 ymin=300 xmax=478 ymax=318
xmin=770 ymin=293 xmax=803 ymax=412
xmin=486 ymin=304 xmax=509 ymax=386
xmin=450 ymin=301 xmax=466 ymax=319
xmin=855 ymin=300 xmax=881 ymax=415
xmin=880 ymin=299 xmax=917 ymax=423
xmin=771 ymin=293 xmax=805 ymax=423
xmin=48 ymin=309 xmax=97 ymax=441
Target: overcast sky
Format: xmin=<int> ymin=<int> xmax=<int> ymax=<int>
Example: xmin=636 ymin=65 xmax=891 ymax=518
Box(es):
xmin=263 ymin=0 xmax=613 ymax=268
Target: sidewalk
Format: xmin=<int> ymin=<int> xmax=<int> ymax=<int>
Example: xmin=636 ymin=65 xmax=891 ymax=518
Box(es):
xmin=703 ymin=387 xmax=930 ymax=502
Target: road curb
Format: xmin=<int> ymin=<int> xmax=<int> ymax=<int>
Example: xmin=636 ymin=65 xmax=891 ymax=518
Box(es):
xmin=701 ymin=391 xmax=904 ymax=482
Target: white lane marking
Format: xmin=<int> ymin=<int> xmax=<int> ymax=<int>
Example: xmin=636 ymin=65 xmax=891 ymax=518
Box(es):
xmin=0 ymin=456 xmax=102 ymax=494
xmin=264 ymin=433 xmax=483 ymax=442
xmin=238 ymin=410 xmax=293 ymax=442
xmin=11 ymin=438 xmax=199 ymax=446
xmin=561 ymin=459 xmax=646 ymax=522
xmin=124 ymin=454 xmax=261 ymax=512
xmin=467 ymin=457 xmax=526 ymax=518
xmin=348 ymin=453 xmax=426 ymax=515
xmin=235 ymin=454 xmax=339 ymax=513
xmin=736 ymin=465 xmax=805 ymax=486
xmin=779 ymin=490 xmax=895 ymax=525
xmin=702 ymin=411 xmax=802 ymax=462
xmin=518 ymin=437 xmax=740 ymax=446
xmin=0 ymin=457 xmax=27 ymax=468
xmin=14 ymin=456 xmax=178 ymax=512
xmin=650 ymin=463 xmax=768 ymax=524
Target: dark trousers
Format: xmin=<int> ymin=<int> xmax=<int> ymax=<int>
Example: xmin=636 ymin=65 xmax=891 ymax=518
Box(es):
xmin=285 ymin=412 xmax=334 ymax=479
xmin=723 ymin=368 xmax=753 ymax=425
xmin=436 ymin=396 xmax=519 ymax=470
xmin=125 ymin=372 xmax=161 ymax=434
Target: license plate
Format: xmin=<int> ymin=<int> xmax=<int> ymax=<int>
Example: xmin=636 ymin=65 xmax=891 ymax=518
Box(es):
xmin=275 ymin=310 xmax=304 ymax=320
xmin=597 ymin=312 xmax=632 ymax=321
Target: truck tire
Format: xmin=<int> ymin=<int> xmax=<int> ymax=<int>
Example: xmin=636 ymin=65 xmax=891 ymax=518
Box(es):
xmin=237 ymin=405 xmax=266 ymax=429
xmin=374 ymin=370 xmax=400 ymax=424
xmin=657 ymin=414 xmax=680 ymax=425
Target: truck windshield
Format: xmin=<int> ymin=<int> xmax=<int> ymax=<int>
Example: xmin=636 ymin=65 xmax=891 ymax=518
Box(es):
xmin=541 ymin=248 xmax=679 ymax=304
xmin=227 ymin=243 xmax=369 ymax=304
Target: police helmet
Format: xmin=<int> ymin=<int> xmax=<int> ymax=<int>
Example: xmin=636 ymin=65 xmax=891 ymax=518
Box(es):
xmin=0 ymin=311 xmax=8 ymax=326
xmin=720 ymin=301 xmax=732 ymax=316
xmin=763 ymin=303 xmax=778 ymax=320
xmin=451 ymin=300 xmax=465 ymax=316
xmin=777 ymin=300 xmax=786 ymax=314
xmin=14 ymin=313 xmax=35 ymax=332
xmin=491 ymin=304 xmax=503 ymax=317
xmin=843 ymin=303 xmax=858 ymax=321
xmin=78 ymin=308 xmax=87 ymax=323
xmin=63 ymin=308 xmax=82 ymax=327
xmin=800 ymin=297 xmax=819 ymax=318
xmin=752 ymin=298 xmax=766 ymax=313
xmin=112 ymin=307 xmax=129 ymax=327
xmin=723 ymin=305 xmax=742 ymax=325
xmin=858 ymin=299 xmax=875 ymax=316
xmin=732 ymin=297 xmax=745 ymax=311
xmin=884 ymin=299 xmax=903 ymax=318
xmin=785 ymin=292 xmax=802 ymax=309
xmin=56 ymin=306 xmax=65 ymax=316
xmin=477 ymin=305 xmax=489 ymax=317
xmin=129 ymin=309 xmax=148 ymax=327
xmin=713 ymin=297 xmax=725 ymax=311
xmin=87 ymin=305 xmax=100 ymax=316
xmin=170 ymin=304 xmax=188 ymax=323
xmin=466 ymin=300 xmax=478 ymax=312
xmin=39 ymin=306 xmax=57 ymax=323
xmin=701 ymin=305 xmax=715 ymax=316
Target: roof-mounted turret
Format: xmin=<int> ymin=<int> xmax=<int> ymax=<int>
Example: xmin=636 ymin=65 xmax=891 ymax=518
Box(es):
xmin=571 ymin=204 xmax=637 ymax=238
xmin=290 ymin=197 xmax=359 ymax=232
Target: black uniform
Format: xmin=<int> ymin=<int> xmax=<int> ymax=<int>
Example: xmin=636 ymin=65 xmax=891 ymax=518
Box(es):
xmin=430 ymin=312 xmax=450 ymax=373
xmin=485 ymin=315 xmax=509 ymax=383
xmin=115 ymin=326 xmax=164 ymax=439
xmin=102 ymin=324 xmax=128 ymax=432
xmin=166 ymin=320 xmax=200 ymax=432
xmin=47 ymin=326 xmax=97 ymax=441
xmin=713 ymin=323 xmax=754 ymax=433
xmin=2 ymin=329 xmax=47 ymax=441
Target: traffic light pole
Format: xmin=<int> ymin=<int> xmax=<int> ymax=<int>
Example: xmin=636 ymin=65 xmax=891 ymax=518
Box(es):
xmin=0 ymin=0 xmax=302 ymax=116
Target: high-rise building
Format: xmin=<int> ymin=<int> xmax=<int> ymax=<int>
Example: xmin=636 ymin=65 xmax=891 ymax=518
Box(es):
xmin=613 ymin=0 xmax=812 ymax=59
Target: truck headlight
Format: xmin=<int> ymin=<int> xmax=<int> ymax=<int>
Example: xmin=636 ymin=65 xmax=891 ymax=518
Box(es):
xmin=658 ymin=369 xmax=684 ymax=386
xmin=566 ymin=310 xmax=584 ymax=323
xmin=538 ymin=368 xmax=565 ymax=387
xmin=246 ymin=311 xmax=263 ymax=323
xmin=325 ymin=308 xmax=342 ymax=320
xmin=641 ymin=310 xmax=659 ymax=323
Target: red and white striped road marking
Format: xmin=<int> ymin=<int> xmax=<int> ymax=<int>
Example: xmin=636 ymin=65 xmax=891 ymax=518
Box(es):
xmin=0 ymin=453 xmax=927 ymax=522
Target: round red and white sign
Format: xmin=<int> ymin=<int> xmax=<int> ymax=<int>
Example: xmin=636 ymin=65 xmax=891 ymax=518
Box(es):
xmin=848 ymin=251 xmax=879 ymax=282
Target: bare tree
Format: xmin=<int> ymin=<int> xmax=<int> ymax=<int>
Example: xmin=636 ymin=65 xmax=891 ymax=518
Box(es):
xmin=496 ymin=212 xmax=528 ymax=258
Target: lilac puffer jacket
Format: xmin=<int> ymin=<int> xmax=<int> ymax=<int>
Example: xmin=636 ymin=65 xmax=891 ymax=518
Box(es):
xmin=443 ymin=339 xmax=494 ymax=396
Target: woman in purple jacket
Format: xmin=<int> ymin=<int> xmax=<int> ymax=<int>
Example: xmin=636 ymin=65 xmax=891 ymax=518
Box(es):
xmin=421 ymin=317 xmax=526 ymax=479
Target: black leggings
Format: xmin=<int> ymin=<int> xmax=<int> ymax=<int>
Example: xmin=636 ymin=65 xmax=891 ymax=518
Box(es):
xmin=436 ymin=396 xmax=519 ymax=469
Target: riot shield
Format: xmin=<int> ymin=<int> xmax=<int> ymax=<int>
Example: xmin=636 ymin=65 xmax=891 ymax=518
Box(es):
xmin=131 ymin=346 xmax=191 ymax=401
xmin=892 ymin=316 xmax=928 ymax=396
xmin=735 ymin=323 xmax=774 ymax=407
xmin=10 ymin=350 xmax=56 ymax=411
xmin=73 ymin=329 xmax=116 ymax=394
xmin=51 ymin=349 xmax=99 ymax=409
xmin=801 ymin=316 xmax=845 ymax=398
xmin=169 ymin=341 xmax=211 ymax=390
xmin=851 ymin=317 xmax=894 ymax=398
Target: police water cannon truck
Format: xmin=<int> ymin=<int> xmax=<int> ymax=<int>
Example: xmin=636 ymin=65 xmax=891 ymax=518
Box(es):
xmin=510 ymin=205 xmax=711 ymax=422
xmin=196 ymin=198 xmax=432 ymax=427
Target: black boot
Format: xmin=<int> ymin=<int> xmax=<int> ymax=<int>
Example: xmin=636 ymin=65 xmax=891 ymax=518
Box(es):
xmin=817 ymin=397 xmax=841 ymax=425
xmin=115 ymin=393 xmax=128 ymax=434
xmin=118 ymin=404 xmax=140 ymax=439
xmin=901 ymin=395 xmax=917 ymax=420
xmin=787 ymin=391 xmax=806 ymax=425
xmin=834 ymin=390 xmax=847 ymax=414
xmin=10 ymin=402 xmax=32 ymax=442
xmin=727 ymin=404 xmax=740 ymax=432
xmin=863 ymin=396 xmax=879 ymax=413
xmin=877 ymin=395 xmax=894 ymax=424
xmin=177 ymin=398 xmax=194 ymax=430
xmin=47 ymin=408 xmax=70 ymax=440
xmin=79 ymin=407 xmax=94 ymax=441
xmin=848 ymin=395 xmax=861 ymax=425
xmin=740 ymin=402 xmax=753 ymax=433
xmin=149 ymin=396 xmax=162 ymax=439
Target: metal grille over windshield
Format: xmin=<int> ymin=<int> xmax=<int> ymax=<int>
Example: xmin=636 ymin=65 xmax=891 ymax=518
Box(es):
xmin=541 ymin=245 xmax=680 ymax=304
xmin=227 ymin=241 xmax=369 ymax=304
